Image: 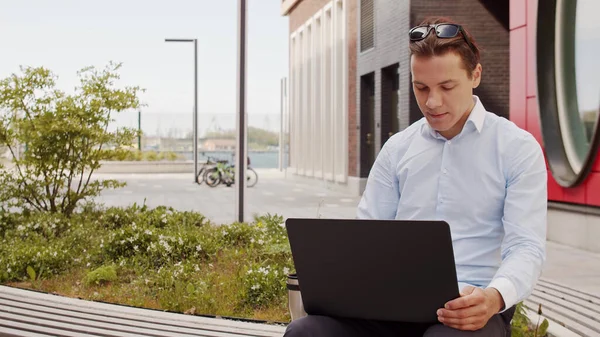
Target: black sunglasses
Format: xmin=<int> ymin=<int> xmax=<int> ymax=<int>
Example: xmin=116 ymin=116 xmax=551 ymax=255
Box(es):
xmin=409 ymin=23 xmax=476 ymax=54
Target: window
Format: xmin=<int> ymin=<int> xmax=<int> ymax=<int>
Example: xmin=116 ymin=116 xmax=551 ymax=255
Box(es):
xmin=537 ymin=0 xmax=600 ymax=187
xmin=360 ymin=0 xmax=374 ymax=52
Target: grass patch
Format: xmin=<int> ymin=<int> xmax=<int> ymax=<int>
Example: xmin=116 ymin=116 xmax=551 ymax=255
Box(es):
xmin=1 ymin=204 xmax=293 ymax=322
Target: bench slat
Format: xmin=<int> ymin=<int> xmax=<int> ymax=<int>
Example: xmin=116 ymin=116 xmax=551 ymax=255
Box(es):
xmin=525 ymin=297 xmax=600 ymax=336
xmin=532 ymin=288 xmax=600 ymax=318
xmin=0 ymin=286 xmax=286 ymax=336
xmin=524 ymin=300 xmax=593 ymax=337
xmin=0 ymin=298 xmax=273 ymax=337
xmin=538 ymin=279 xmax=600 ymax=304
xmin=0 ymin=304 xmax=237 ymax=337
xmin=0 ymin=311 xmax=148 ymax=337
xmin=0 ymin=324 xmax=60 ymax=337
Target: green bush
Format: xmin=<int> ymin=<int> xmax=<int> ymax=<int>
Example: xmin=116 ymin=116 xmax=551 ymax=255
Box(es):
xmin=144 ymin=151 xmax=158 ymax=161
xmin=0 ymin=205 xmax=294 ymax=320
xmin=84 ymin=265 xmax=118 ymax=286
xmin=0 ymin=63 xmax=139 ymax=216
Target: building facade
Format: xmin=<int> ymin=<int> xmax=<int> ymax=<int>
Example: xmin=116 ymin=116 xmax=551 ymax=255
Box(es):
xmin=282 ymin=0 xmax=358 ymax=189
xmin=510 ymin=0 xmax=600 ymax=252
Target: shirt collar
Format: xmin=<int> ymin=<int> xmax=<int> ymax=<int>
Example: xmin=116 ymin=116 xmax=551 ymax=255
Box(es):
xmin=421 ymin=95 xmax=487 ymax=139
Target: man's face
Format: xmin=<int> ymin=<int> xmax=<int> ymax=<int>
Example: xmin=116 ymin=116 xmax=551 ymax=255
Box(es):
xmin=410 ymin=51 xmax=482 ymax=139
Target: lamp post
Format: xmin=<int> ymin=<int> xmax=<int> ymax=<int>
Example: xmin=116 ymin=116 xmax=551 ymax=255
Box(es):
xmin=165 ymin=38 xmax=198 ymax=182
xmin=236 ymin=0 xmax=248 ymax=223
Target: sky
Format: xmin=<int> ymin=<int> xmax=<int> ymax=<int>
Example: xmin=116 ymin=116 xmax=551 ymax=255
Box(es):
xmin=0 ymin=0 xmax=289 ymax=137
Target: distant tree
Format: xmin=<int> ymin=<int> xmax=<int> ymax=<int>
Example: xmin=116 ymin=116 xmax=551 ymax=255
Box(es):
xmin=0 ymin=62 xmax=143 ymax=216
xmin=204 ymin=127 xmax=278 ymax=149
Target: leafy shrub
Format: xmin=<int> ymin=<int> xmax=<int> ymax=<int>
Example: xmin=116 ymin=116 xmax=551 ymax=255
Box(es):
xmin=242 ymin=262 xmax=291 ymax=307
xmin=0 ymin=63 xmax=140 ymax=216
xmin=144 ymin=151 xmax=158 ymax=161
xmin=0 ymin=204 xmax=293 ymax=321
xmin=84 ymin=265 xmax=118 ymax=286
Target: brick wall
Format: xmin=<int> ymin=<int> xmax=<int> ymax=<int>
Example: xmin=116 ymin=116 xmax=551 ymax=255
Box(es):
xmin=411 ymin=0 xmax=510 ymax=119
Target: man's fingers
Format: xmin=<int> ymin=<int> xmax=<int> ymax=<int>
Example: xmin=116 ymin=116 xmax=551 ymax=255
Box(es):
xmin=445 ymin=287 xmax=485 ymax=309
xmin=437 ymin=306 xmax=484 ymax=319
xmin=460 ymin=285 xmax=476 ymax=297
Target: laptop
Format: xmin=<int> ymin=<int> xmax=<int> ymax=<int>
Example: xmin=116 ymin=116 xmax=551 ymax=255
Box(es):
xmin=285 ymin=218 xmax=460 ymax=323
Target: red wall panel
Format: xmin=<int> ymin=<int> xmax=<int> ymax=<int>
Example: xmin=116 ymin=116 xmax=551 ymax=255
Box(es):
xmin=510 ymin=0 xmax=526 ymax=29
xmin=547 ymin=170 xmax=563 ymax=201
xmin=562 ymin=184 xmax=586 ymax=204
xmin=526 ymin=97 xmax=542 ymax=145
xmin=510 ymin=28 xmax=527 ymax=130
xmin=586 ymin=173 xmax=600 ymax=206
xmin=526 ymin=0 xmax=538 ymax=97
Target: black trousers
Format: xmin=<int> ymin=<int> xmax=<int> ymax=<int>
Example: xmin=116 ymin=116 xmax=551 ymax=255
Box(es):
xmin=284 ymin=306 xmax=516 ymax=337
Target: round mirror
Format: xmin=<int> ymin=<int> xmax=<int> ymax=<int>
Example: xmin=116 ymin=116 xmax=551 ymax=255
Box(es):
xmin=537 ymin=0 xmax=600 ymax=187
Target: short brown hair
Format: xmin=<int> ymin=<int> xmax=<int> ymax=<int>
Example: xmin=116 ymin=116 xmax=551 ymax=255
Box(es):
xmin=409 ymin=17 xmax=481 ymax=78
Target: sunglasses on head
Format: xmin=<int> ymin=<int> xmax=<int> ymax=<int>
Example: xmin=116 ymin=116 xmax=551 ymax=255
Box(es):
xmin=409 ymin=23 xmax=476 ymax=54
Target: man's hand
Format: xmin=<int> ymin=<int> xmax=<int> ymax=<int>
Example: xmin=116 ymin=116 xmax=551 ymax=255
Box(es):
xmin=436 ymin=286 xmax=505 ymax=331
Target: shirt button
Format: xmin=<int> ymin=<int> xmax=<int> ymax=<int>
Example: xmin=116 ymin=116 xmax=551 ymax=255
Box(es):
xmin=443 ymin=169 xmax=448 ymax=174
xmin=447 ymin=141 xmax=452 ymax=145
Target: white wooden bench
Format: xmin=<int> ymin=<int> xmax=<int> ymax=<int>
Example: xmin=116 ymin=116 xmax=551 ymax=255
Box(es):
xmin=0 ymin=285 xmax=287 ymax=337
xmin=524 ymin=278 xmax=600 ymax=337
xmin=4 ymin=278 xmax=599 ymax=337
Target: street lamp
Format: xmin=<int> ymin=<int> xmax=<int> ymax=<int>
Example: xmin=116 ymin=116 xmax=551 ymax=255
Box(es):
xmin=165 ymin=38 xmax=198 ymax=183
xmin=236 ymin=0 xmax=248 ymax=223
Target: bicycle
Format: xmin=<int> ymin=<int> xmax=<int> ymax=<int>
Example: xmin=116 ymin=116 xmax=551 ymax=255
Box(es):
xmin=204 ymin=157 xmax=258 ymax=188
xmin=196 ymin=156 xmax=220 ymax=184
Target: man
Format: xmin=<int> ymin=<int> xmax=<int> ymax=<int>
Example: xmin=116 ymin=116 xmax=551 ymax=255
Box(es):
xmin=284 ymin=17 xmax=547 ymax=337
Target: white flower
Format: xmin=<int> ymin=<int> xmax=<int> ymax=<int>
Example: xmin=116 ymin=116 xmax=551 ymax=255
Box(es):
xmin=196 ymin=245 xmax=202 ymax=252
xmin=251 ymin=284 xmax=260 ymax=290
xmin=257 ymin=239 xmax=264 ymax=245
xmin=145 ymin=230 xmax=152 ymax=235
xmin=131 ymin=222 xmax=137 ymax=230
xmin=17 ymin=225 xmax=25 ymax=231
xmin=100 ymin=243 xmax=104 ymax=248
xmin=194 ymin=265 xmax=200 ymax=272
xmin=133 ymin=245 xmax=139 ymax=251
xmin=247 ymin=269 xmax=253 ymax=274
xmin=120 ymin=260 xmax=125 ymax=266
xmin=250 ymin=238 xmax=255 ymax=244
xmin=52 ymin=251 xmax=57 ymax=257
xmin=7 ymin=268 xmax=11 ymax=273
xmin=162 ymin=218 xmax=167 ymax=224
xmin=86 ymin=262 xmax=91 ymax=267
xmin=222 ymin=230 xmax=227 ymax=236
xmin=283 ymin=267 xmax=290 ymax=275
xmin=178 ymin=237 xmax=183 ymax=245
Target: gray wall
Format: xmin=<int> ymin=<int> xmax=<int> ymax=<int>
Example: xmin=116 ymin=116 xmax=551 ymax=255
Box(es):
xmin=356 ymin=0 xmax=411 ymax=161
